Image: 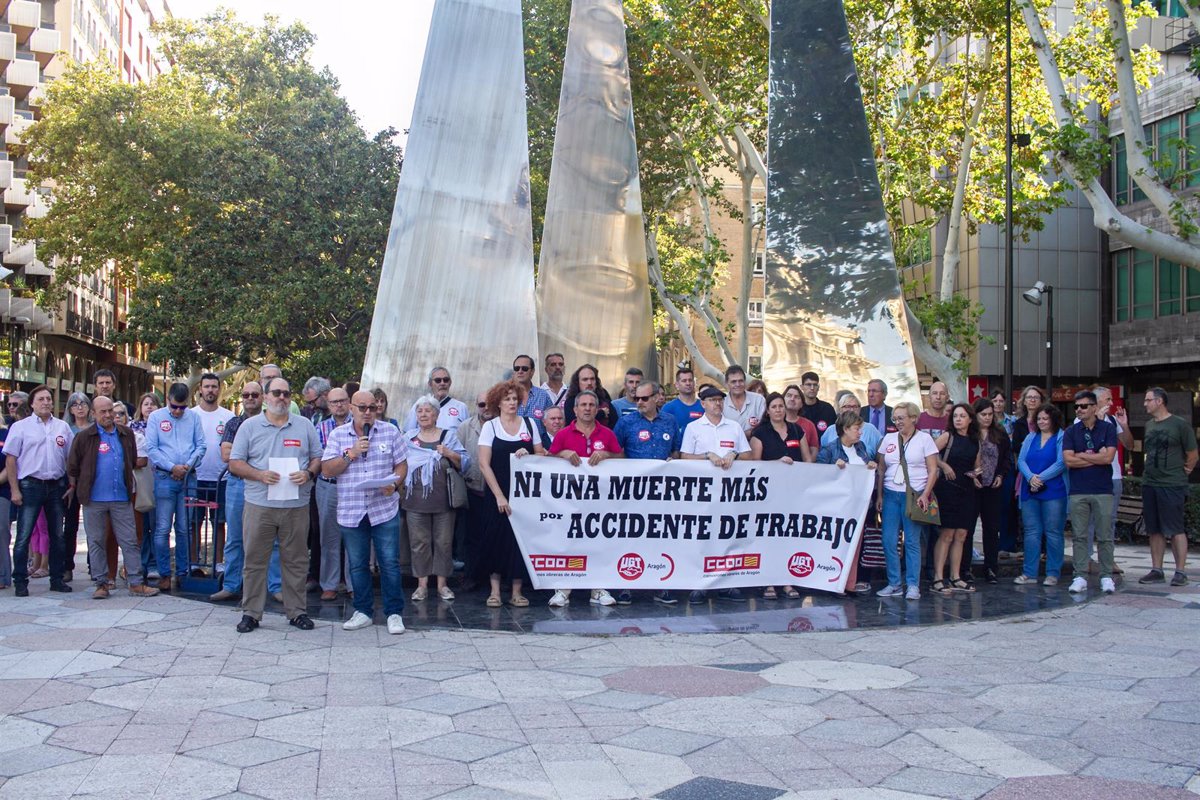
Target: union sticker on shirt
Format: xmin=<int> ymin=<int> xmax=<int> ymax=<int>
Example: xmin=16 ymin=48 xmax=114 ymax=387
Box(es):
xmin=56 ymin=435 xmax=67 ymax=447
xmin=637 ymin=430 xmax=651 ymax=442
xmin=216 ymin=423 xmax=225 ymax=436
xmin=448 ymin=407 xmax=459 ymax=417
xmin=533 ymin=409 xmax=544 ymax=419
xmin=520 ymin=432 xmax=531 ymax=442
xmin=378 ymin=443 xmax=389 ymax=453
xmin=593 ymin=441 xmax=605 ymax=450
xmin=98 ymin=442 xmax=111 ymax=454
xmin=749 ymin=417 xmax=760 ymax=427
xmin=160 ymin=421 xmax=172 ymax=433
xmin=720 ymin=440 xmax=735 ymax=448
xmin=785 ymin=439 xmax=800 ymax=449
xmin=283 ymin=439 xmax=301 ymax=448
xmin=817 ymin=421 xmax=828 ymax=431
xmin=690 ymin=411 xmax=702 ymax=418
xmin=886 ymin=443 xmax=896 ymax=453
xmin=662 ymin=433 xmax=671 ymax=440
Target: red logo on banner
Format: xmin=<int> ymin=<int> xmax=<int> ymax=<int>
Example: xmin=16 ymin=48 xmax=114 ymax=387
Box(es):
xmin=617 ymin=553 xmax=644 ymax=580
xmin=530 ymin=555 xmax=587 ymax=572
xmin=703 ymin=554 xmax=761 ymax=573
xmin=788 ymin=552 xmax=815 ymax=578
xmin=788 ymin=616 xmax=815 ymax=633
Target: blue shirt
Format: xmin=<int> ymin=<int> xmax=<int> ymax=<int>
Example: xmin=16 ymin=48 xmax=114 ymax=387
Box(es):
xmin=91 ymin=425 xmax=129 ymax=502
xmin=1062 ymin=419 xmax=1117 ymax=496
xmin=661 ymin=398 xmax=702 ymax=439
xmin=145 ymin=407 xmax=207 ymax=474
xmin=611 ymin=397 xmax=638 ymax=418
xmin=820 ymin=421 xmax=882 ymax=460
xmin=613 ymin=412 xmax=679 ymax=460
xmin=1018 ymin=430 xmax=1066 ymax=502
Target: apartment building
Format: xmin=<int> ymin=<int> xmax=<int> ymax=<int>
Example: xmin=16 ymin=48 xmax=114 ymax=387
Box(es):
xmin=1 ymin=0 xmax=168 ymax=407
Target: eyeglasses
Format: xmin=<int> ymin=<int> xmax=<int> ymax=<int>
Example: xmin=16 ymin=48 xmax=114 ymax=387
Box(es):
xmin=168 ymin=403 xmax=188 ymax=411
xmin=477 ymin=402 xmax=487 ymax=408
xmin=512 ymin=365 xmax=532 ymax=372
xmin=329 ymin=397 xmax=349 ymax=404
xmin=1074 ymin=403 xmax=1094 ymax=409
xmin=70 ymin=400 xmax=89 ymax=407
xmin=241 ymin=392 xmax=261 ymax=399
xmin=634 ymin=393 xmax=656 ymax=402
xmin=269 ymin=389 xmax=292 ymax=398
xmin=6 ymin=402 xmax=18 ymax=408
xmin=352 ymin=404 xmax=378 ymax=413
xmin=431 ymin=377 xmax=450 ymax=384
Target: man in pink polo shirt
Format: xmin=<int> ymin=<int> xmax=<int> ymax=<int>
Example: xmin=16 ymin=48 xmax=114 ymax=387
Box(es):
xmin=546 ymin=390 xmax=623 ymax=608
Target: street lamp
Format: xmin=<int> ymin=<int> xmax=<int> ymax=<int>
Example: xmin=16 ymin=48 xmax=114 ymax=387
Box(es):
xmin=1021 ymin=281 xmax=1053 ymax=396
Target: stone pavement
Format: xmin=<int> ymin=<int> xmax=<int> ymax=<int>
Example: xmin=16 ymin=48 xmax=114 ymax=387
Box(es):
xmin=0 ymin=545 xmax=1198 ymax=799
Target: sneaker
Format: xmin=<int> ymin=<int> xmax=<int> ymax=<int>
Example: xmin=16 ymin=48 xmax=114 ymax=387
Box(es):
xmin=615 ymin=591 xmax=633 ymax=605
xmin=985 ymin=569 xmax=999 ymax=585
xmin=654 ymin=591 xmax=677 ymax=605
xmin=877 ymin=584 xmax=903 ymax=597
xmin=129 ymin=584 xmax=160 ymax=597
xmin=1138 ymin=569 xmax=1166 ymax=584
xmin=1013 ymin=575 xmax=1037 ymax=585
xmin=1042 ymin=576 xmax=1058 ymax=587
xmin=1100 ymin=577 xmax=1116 ymax=594
xmin=342 ymin=611 xmax=373 ymax=631
xmin=905 ymin=586 xmax=921 ymax=600
xmin=590 ymin=589 xmax=616 ymax=606
xmin=14 ymin=584 xmax=28 ymax=597
xmin=688 ymin=590 xmax=707 ymax=604
xmin=1068 ymin=577 xmax=1088 ymax=593
xmin=386 ymin=614 xmax=405 ymax=635
xmin=716 ymin=588 xmax=746 ymax=602
xmin=1171 ymin=571 xmax=1189 ymax=587
xmin=548 ymin=590 xmax=570 ymax=607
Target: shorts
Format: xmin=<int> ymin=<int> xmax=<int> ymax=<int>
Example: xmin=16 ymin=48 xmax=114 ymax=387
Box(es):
xmin=1143 ymin=485 xmax=1187 ymax=537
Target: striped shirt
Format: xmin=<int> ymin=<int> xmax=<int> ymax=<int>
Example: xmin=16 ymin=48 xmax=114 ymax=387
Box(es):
xmin=322 ymin=421 xmax=408 ymax=527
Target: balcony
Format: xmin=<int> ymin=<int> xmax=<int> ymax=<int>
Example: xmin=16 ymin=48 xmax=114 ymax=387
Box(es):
xmin=3 ymin=0 xmax=39 ymax=43
xmin=4 ymin=110 xmax=31 ymax=152
xmin=0 ymin=222 xmax=10 ymax=252
xmin=24 ymin=257 xmax=51 ymax=276
xmin=3 ymin=237 xmax=34 ymax=266
xmin=4 ymin=58 xmax=38 ymax=99
xmin=66 ymin=308 xmax=107 ymax=343
xmin=0 ymin=93 xmax=12 ymax=130
xmin=25 ymin=187 xmax=48 ymax=218
xmin=3 ymin=175 xmax=32 ymax=210
xmin=28 ymin=26 xmax=57 ymax=68
xmin=0 ymin=159 xmax=11 ymax=190
xmin=0 ymin=31 xmax=14 ymax=69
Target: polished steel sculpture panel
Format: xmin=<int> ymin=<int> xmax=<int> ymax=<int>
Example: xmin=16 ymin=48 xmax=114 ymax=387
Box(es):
xmin=764 ymin=0 xmax=920 ymax=404
xmin=361 ymin=0 xmax=539 ymax=407
xmin=535 ymin=0 xmax=657 ymax=384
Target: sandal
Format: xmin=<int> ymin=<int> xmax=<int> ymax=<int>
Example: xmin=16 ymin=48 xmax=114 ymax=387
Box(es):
xmin=763 ymin=587 xmax=777 ymax=599
xmin=509 ymin=595 xmax=530 ymax=607
xmin=486 ymin=595 xmax=502 ymax=608
xmin=784 ymin=586 xmax=800 ymax=598
xmin=30 ymin=569 xmax=49 ymax=579
xmin=930 ymin=579 xmax=950 ymax=595
xmin=950 ymin=578 xmax=975 ymax=593
xmin=411 ymin=587 xmax=428 ymax=601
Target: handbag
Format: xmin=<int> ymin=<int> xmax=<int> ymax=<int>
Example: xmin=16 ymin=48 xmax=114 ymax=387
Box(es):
xmin=899 ymin=433 xmax=941 ymax=526
xmin=134 ymin=466 xmax=155 ymax=512
xmin=439 ymin=431 xmax=469 ymax=509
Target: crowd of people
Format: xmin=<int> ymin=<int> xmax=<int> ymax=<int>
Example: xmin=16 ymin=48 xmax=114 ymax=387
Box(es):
xmin=0 ymin=356 xmax=1195 ymax=634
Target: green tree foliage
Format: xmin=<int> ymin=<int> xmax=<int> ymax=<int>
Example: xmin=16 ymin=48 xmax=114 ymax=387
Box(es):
xmin=24 ymin=13 xmax=401 ymax=381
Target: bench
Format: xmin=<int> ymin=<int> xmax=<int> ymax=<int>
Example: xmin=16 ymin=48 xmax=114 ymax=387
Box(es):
xmin=1116 ymin=493 xmax=1144 ymax=541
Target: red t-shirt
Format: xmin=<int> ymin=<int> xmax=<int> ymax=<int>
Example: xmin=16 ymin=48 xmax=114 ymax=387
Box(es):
xmin=795 ymin=416 xmax=819 ymax=450
xmin=549 ymin=422 xmax=623 ymax=459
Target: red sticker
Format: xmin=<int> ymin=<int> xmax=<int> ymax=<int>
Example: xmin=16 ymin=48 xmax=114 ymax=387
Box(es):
xmin=216 ymin=423 xmax=225 ymax=436
xmin=98 ymin=442 xmax=111 ymax=454
xmin=160 ymin=421 xmax=172 ymax=433
xmin=637 ymin=430 xmax=651 ymax=442
xmin=533 ymin=409 xmax=544 ymax=419
xmin=886 ymin=443 xmax=896 ymax=453
xmin=593 ymin=441 xmax=605 ymax=451
xmin=785 ymin=439 xmax=800 ymax=449
xmin=817 ymin=421 xmax=828 ymax=432
xmin=720 ymin=440 xmax=735 ymax=448
xmin=448 ymin=407 xmax=459 ymax=417
xmin=56 ymin=435 xmax=67 ymax=447
xmin=689 ymin=411 xmax=702 ymax=418
xmin=283 ymin=439 xmax=301 ymax=448
xmin=520 ymin=432 xmax=531 ymax=442
xmin=749 ymin=417 xmax=760 ymax=427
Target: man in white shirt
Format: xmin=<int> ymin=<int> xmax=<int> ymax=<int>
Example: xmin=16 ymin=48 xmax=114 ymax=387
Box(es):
xmin=721 ymin=365 xmax=765 ymax=434
xmin=194 ymin=373 xmax=235 ymax=562
xmin=403 ymin=367 xmax=470 ymax=432
xmin=681 ymin=385 xmax=751 ymax=604
xmin=540 ymin=353 xmax=568 ymax=408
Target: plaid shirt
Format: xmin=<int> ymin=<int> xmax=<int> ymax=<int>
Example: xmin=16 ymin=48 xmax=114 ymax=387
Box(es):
xmin=316 ymin=414 xmax=353 ymax=448
xmin=322 ymin=421 xmax=408 ymax=527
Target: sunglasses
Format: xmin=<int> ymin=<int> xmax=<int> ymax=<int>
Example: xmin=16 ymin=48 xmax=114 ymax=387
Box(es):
xmin=241 ymin=392 xmax=261 ymax=399
xmin=269 ymin=389 xmax=292 ymax=398
xmin=1074 ymin=403 xmax=1094 ymax=409
xmin=634 ymin=393 xmax=656 ymax=402
xmin=6 ymin=402 xmax=18 ymax=408
xmin=431 ymin=377 xmax=451 ymax=384
xmin=353 ymin=404 xmax=378 ymax=413
xmin=168 ymin=403 xmax=188 ymax=411
xmin=477 ymin=402 xmax=487 ymax=408
xmin=512 ymin=365 xmax=533 ymax=372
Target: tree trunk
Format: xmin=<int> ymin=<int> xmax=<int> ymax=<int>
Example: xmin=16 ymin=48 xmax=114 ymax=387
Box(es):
xmin=905 ymin=300 xmax=967 ymax=404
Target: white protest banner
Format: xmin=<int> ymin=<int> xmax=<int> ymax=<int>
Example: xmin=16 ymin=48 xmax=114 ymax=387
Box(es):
xmin=508 ymin=455 xmax=874 ymax=593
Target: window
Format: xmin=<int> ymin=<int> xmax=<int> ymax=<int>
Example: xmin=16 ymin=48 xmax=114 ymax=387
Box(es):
xmin=748 ymin=300 xmax=764 ymax=326
xmin=1113 ymin=134 xmax=1128 ymax=205
xmin=1158 ymin=116 xmax=1181 ymax=186
xmin=1133 ymin=248 xmax=1154 ymax=319
xmin=1159 ymin=258 xmax=1182 ymax=316
xmin=895 ymin=224 xmax=933 ymax=268
xmin=748 ymin=356 xmax=762 ymax=379
xmin=753 ymin=252 xmax=765 ymax=276
xmin=1114 ymin=250 xmax=1130 ymax=322
xmin=1114 ymin=248 xmax=1200 ymax=321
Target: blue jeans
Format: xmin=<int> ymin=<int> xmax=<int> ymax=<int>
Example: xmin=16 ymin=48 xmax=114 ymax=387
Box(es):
xmin=221 ymin=476 xmax=281 ymax=593
xmin=342 ymin=514 xmax=404 ymax=618
xmin=12 ymin=477 xmax=68 ymax=587
xmin=881 ymin=488 xmax=926 ymax=588
xmin=154 ymin=472 xmax=194 ymax=577
xmin=1021 ymin=496 xmax=1066 ymax=578
xmin=140 ymin=507 xmax=157 ymax=576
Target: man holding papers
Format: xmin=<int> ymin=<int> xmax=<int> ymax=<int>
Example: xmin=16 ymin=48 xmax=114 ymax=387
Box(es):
xmin=229 ymin=379 xmax=322 ymax=633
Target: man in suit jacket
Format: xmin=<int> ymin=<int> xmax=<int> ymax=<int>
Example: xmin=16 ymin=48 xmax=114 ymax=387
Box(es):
xmin=861 ymin=379 xmax=895 ymax=435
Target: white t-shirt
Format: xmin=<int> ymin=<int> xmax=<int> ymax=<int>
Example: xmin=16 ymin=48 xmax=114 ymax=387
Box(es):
xmin=879 ymin=430 xmax=939 ymax=491
xmin=478 ymin=418 xmax=546 ymax=449
xmin=843 ymin=445 xmax=865 ymax=466
xmin=681 ymin=415 xmax=751 ymax=456
xmin=133 ymin=430 xmax=148 ymax=459
xmin=403 ymin=397 xmax=470 ymax=433
xmin=723 ymin=392 xmax=766 ymax=433
xmin=194 ymin=406 xmax=235 ymax=482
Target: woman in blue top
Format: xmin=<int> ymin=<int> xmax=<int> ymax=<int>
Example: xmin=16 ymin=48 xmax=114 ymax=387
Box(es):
xmin=1015 ymin=403 xmax=1068 ymax=586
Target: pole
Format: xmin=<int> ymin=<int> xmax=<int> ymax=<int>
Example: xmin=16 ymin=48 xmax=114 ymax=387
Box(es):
xmin=1045 ymin=288 xmax=1054 ymax=397
xmin=1003 ymin=0 xmax=1015 ymax=410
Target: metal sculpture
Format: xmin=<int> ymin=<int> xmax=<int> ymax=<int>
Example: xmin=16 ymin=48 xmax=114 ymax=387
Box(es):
xmin=361 ymin=0 xmax=539 ymax=406
xmin=535 ymin=0 xmax=657 ymax=384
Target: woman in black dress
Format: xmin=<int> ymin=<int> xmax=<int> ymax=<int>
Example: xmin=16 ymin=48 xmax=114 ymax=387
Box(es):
xmin=476 ymin=380 xmax=546 ymax=608
xmin=931 ymin=403 xmax=981 ymax=594
xmin=973 ymin=397 xmax=1012 ymax=584
xmin=750 ymin=393 xmax=811 ymax=599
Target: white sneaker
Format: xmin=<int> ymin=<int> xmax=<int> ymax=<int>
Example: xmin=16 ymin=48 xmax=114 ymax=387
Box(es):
xmin=905 ymin=586 xmax=921 ymax=600
xmin=1068 ymin=577 xmax=1088 ymax=594
xmin=1100 ymin=577 xmax=1116 ymax=594
xmin=590 ymin=589 xmax=616 ymax=606
xmin=1013 ymin=574 xmax=1037 ymax=585
xmin=386 ymin=614 xmax=405 ymax=635
xmin=548 ymin=590 xmax=570 ymax=607
xmin=1042 ymin=576 xmax=1058 ymax=586
xmin=877 ymin=584 xmax=903 ymax=597
xmin=342 ymin=611 xmax=372 ymax=631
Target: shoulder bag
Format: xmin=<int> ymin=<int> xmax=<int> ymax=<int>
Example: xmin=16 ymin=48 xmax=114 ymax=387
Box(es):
xmin=134 ymin=465 xmax=156 ymax=512
xmin=439 ymin=430 xmax=469 ymax=509
xmin=899 ymin=433 xmax=941 ymax=526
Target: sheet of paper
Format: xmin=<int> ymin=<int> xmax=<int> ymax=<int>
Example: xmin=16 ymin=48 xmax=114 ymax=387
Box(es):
xmin=356 ymin=476 xmax=400 ymax=491
xmin=267 ymin=458 xmax=300 ymax=501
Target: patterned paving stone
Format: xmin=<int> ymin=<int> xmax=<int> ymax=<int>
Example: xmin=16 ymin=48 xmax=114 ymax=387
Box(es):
xmin=602 ymin=665 xmax=769 ymax=697
xmin=606 ymin=725 xmax=719 ymax=756
xmin=980 ymin=774 xmax=1199 ymax=799
xmin=399 ymin=692 xmax=498 ymax=716
xmin=188 ymin=736 xmax=313 ymax=767
xmin=761 ymin=660 xmax=917 ymax=690
xmin=404 ymin=731 xmax=525 ymax=763
xmin=656 ymin=775 xmax=787 ymax=800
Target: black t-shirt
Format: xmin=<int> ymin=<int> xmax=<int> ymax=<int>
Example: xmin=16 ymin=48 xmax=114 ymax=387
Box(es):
xmin=800 ymin=400 xmax=838 ymax=435
xmin=751 ymin=420 xmax=805 ymax=461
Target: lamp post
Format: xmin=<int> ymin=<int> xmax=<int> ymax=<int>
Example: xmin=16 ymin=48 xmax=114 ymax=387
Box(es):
xmin=1021 ymin=282 xmax=1053 ymax=396
xmin=1003 ymin=0 xmax=1015 ymax=413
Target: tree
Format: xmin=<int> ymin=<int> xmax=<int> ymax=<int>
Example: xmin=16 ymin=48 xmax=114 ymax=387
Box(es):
xmin=24 ymin=13 xmax=401 ymax=381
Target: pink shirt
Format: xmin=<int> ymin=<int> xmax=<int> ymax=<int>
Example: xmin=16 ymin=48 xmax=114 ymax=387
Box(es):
xmin=549 ymin=422 xmax=622 ymax=459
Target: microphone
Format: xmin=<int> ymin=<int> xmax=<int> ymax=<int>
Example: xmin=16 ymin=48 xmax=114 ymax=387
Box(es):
xmin=360 ymin=421 xmax=372 ymax=459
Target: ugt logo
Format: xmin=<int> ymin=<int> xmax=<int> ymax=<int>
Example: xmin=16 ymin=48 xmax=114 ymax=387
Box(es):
xmin=788 ymin=552 xmax=815 ymax=579
xmin=617 ymin=553 xmax=644 ymax=580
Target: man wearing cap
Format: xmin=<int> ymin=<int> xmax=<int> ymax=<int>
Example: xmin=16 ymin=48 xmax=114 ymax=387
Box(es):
xmin=681 ymin=384 xmax=752 ymax=604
